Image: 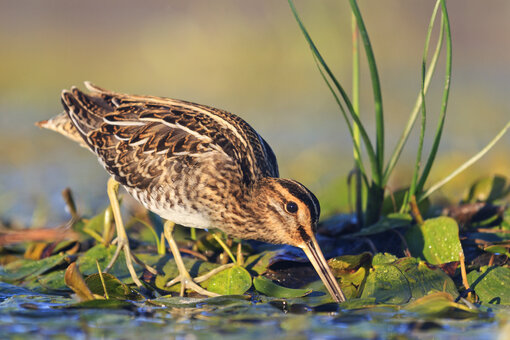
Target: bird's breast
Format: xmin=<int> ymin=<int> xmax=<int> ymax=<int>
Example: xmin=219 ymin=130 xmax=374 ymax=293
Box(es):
xmin=125 ymin=183 xmax=213 ymax=229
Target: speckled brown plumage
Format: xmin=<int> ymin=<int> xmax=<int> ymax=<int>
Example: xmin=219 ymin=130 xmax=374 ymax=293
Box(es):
xmin=38 ymin=82 xmax=345 ymax=302
xmin=37 ymin=82 xmax=314 ymax=242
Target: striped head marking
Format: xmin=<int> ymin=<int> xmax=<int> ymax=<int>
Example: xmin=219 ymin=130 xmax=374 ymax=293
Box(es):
xmin=251 ymin=178 xmax=346 ymax=302
xmin=253 ymin=178 xmax=321 ymax=246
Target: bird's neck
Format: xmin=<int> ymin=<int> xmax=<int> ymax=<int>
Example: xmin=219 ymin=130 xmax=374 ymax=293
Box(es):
xmin=216 ymin=179 xmax=280 ymax=243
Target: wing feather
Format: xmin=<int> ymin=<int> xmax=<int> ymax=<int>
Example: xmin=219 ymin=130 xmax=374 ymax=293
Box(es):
xmin=58 ymin=83 xmax=279 ymax=189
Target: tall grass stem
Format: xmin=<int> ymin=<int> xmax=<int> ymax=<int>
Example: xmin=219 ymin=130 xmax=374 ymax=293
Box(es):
xmin=383 ymin=1 xmax=443 ymax=183
xmin=416 ymin=0 xmax=452 ymax=194
xmin=349 ymin=0 xmax=384 ymax=179
xmin=288 ymin=0 xmax=380 ymax=184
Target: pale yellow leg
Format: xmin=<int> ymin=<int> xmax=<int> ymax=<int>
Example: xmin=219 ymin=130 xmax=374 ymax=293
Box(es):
xmin=104 ymin=177 xmax=157 ymax=287
xmin=164 ymin=221 xmax=233 ymax=297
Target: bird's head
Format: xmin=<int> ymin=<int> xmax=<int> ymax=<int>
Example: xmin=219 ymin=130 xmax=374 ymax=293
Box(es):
xmin=243 ymin=177 xmax=346 ymax=303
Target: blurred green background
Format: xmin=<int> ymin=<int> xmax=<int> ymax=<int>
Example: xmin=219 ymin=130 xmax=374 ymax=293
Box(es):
xmin=0 ymin=0 xmax=509 ymax=225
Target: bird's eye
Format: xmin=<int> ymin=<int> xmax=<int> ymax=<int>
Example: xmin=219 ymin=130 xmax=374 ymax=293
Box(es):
xmin=285 ymin=201 xmax=298 ymax=213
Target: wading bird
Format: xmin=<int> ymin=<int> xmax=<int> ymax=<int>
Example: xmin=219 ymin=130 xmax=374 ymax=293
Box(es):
xmin=37 ymin=82 xmax=346 ymax=302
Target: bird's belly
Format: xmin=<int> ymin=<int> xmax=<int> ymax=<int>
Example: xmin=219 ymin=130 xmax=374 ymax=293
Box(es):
xmin=151 ymin=205 xmax=211 ymax=229
xmin=125 ymin=186 xmax=211 ymax=230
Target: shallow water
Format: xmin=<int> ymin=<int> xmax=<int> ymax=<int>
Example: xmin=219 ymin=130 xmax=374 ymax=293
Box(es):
xmin=0 ymin=283 xmax=508 ymax=340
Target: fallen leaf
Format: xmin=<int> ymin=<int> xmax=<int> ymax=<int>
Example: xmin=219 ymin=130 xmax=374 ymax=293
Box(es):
xmin=64 ymin=263 xmax=94 ymax=301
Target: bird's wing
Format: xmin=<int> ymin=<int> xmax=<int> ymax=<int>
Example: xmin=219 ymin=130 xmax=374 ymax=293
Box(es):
xmin=61 ymin=83 xmax=279 ymax=188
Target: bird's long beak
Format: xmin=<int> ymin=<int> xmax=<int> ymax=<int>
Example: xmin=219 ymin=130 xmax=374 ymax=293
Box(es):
xmin=300 ymin=235 xmax=346 ymax=303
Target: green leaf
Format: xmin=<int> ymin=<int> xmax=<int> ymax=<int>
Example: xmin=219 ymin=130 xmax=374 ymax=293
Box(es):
xmin=468 ymin=266 xmax=510 ymax=305
xmin=372 ymin=253 xmax=398 ymax=266
xmin=404 ymin=292 xmax=477 ymax=318
xmin=405 ymin=217 xmax=463 ymax=264
xmin=73 ymin=208 xmax=109 ymax=242
xmin=395 ymin=258 xmax=458 ymax=299
xmin=360 ymin=257 xmax=458 ymax=304
xmin=154 ymin=256 xmax=221 ymax=292
xmin=150 ymin=295 xmax=250 ymax=308
xmin=253 ymin=276 xmax=311 ymax=298
xmin=244 ymin=250 xmax=284 ymax=275
xmin=307 ymin=266 xmax=368 ymax=300
xmin=338 ymin=297 xmax=378 ymax=310
xmin=360 ymin=261 xmax=410 ymax=304
xmin=83 ymin=210 xmax=107 ymax=233
xmin=30 ymin=270 xmax=69 ymax=292
xmin=483 ymin=245 xmax=510 ymax=257
xmin=324 ymin=252 xmax=372 ymax=298
xmin=204 ymin=265 xmax=252 ymax=295
xmin=85 ymin=273 xmax=143 ymax=300
xmin=0 ymin=254 xmax=66 ymax=283
xmin=52 ymin=240 xmax=79 ymax=255
xmin=328 ymin=252 xmax=372 ymax=275
xmin=76 ymin=244 xmax=140 ymax=283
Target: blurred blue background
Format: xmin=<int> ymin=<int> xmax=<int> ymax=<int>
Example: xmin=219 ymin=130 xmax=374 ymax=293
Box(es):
xmin=0 ymin=1 xmax=509 ymax=226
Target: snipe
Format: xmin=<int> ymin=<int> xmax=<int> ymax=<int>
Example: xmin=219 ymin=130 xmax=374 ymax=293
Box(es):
xmin=37 ymin=82 xmax=346 ymax=302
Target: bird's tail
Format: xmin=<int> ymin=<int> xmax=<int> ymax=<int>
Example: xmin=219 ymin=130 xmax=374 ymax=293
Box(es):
xmin=36 ymin=111 xmax=88 ymax=147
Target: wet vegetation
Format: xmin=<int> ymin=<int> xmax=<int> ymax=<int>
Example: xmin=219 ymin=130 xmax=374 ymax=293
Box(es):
xmin=1 ymin=0 xmax=510 ymax=338
xmin=1 ymin=174 xmax=510 ymax=338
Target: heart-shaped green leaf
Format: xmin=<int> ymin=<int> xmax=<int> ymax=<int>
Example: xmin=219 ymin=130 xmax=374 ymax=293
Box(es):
xmin=204 ymin=265 xmax=252 ymax=295
xmin=405 ymin=217 xmax=463 ymax=264
xmin=154 ymin=256 xmax=221 ymax=292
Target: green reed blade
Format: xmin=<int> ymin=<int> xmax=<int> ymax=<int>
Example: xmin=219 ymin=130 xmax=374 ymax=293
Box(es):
xmin=404 ymin=0 xmax=442 ymax=210
xmin=420 ymin=121 xmax=510 ymax=201
xmin=352 ymin=12 xmax=364 ymax=226
xmin=288 ymin=0 xmax=379 ymax=184
xmin=349 ymin=0 xmax=384 ymax=180
xmin=352 ymin=12 xmax=361 ymax=164
xmin=416 ymin=0 xmax=452 ymax=194
xmin=404 ymin=12 xmax=432 ymax=211
xmin=383 ymin=1 xmax=443 ymax=184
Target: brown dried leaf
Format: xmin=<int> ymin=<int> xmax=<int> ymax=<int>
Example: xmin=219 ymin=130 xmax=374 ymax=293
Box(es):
xmin=64 ymin=262 xmax=95 ymax=301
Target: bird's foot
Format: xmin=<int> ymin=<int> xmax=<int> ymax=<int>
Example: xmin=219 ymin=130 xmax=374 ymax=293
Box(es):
xmin=165 ymin=263 xmax=235 ymax=297
xmin=104 ymin=237 xmax=158 ymax=287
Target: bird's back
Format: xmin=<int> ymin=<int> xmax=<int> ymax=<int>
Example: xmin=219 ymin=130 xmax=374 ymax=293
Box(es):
xmin=38 ymin=83 xmax=279 ymax=192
